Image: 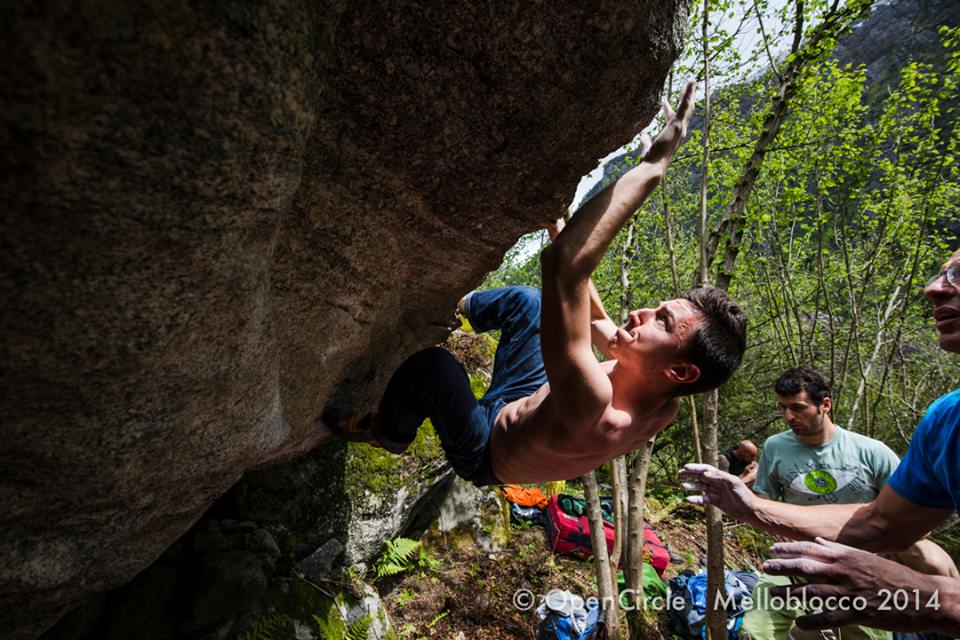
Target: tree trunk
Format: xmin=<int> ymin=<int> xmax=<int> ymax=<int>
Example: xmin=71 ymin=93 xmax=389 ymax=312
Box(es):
xmin=609 ymin=458 xmax=627 ymax=582
xmin=624 ymin=439 xmax=656 ymax=638
xmin=699 ymin=3 xmax=726 ymax=638
xmin=847 ymin=285 xmax=900 ymax=433
xmin=611 ymin=213 xmax=634 ymax=587
xmin=625 ymin=439 xmax=655 ymax=590
xmin=703 ymin=389 xmax=726 ymax=640
xmin=584 ymin=470 xmax=620 ymax=638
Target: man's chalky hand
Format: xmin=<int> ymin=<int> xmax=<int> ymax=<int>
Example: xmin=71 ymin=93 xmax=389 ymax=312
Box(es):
xmin=679 ymin=463 xmax=756 ymax=520
xmin=765 ymin=537 xmax=948 ymax=633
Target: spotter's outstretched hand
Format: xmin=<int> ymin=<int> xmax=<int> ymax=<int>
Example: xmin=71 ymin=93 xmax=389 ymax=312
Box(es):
xmin=764 ymin=538 xmax=952 ymax=633
xmin=679 ymin=462 xmax=756 ymax=521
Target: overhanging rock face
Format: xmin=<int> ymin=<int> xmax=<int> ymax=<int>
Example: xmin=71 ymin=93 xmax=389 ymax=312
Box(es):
xmin=0 ymin=1 xmax=689 ymax=636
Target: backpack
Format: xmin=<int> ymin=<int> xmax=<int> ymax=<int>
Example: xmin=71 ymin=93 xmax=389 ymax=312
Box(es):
xmin=640 ymin=523 xmax=671 ymax=577
xmin=537 ymin=600 xmax=607 ymax=640
xmin=640 ymin=562 xmax=668 ymax=600
xmin=667 ymin=569 xmax=756 ymax=639
xmin=545 ymin=495 xmax=671 ymax=577
xmin=546 ymin=494 xmax=615 ymax=559
xmin=555 ymin=494 xmax=616 ymax=522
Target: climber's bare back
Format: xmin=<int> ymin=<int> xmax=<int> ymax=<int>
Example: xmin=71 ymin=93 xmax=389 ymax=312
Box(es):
xmin=488 ymin=360 xmax=679 ymax=483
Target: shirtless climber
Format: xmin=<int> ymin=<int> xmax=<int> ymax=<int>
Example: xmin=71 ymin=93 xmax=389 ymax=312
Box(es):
xmin=323 ymin=80 xmax=748 ymax=485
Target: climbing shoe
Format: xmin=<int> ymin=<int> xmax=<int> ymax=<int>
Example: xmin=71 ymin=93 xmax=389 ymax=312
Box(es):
xmin=320 ymin=409 xmax=412 ymax=455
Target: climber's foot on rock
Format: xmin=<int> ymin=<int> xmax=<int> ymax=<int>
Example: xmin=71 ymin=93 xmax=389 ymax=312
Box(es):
xmin=320 ymin=409 xmax=412 ymax=454
xmin=321 ymin=408 xmax=380 ymax=445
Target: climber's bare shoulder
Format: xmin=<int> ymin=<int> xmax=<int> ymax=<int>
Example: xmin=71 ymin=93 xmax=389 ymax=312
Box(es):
xmin=489 ymin=363 xmax=679 ymax=483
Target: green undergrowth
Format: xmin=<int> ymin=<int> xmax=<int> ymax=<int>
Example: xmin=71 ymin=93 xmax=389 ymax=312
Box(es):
xmin=731 ymin=524 xmax=775 ymax=560
xmin=238 ymin=613 xmax=295 ymax=640
xmin=237 ymin=577 xmax=338 ymax=640
xmin=314 ymin=611 xmax=373 ymax=640
xmin=373 ymin=537 xmax=422 ymax=578
xmin=237 ymin=575 xmax=401 ymax=640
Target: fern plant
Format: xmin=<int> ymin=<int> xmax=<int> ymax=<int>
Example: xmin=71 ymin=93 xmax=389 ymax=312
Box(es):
xmin=315 ymin=611 xmax=374 ymax=640
xmin=345 ymin=615 xmax=373 ymax=640
xmin=416 ymin=547 xmax=440 ymax=574
xmin=238 ymin=613 xmax=295 ymax=640
xmin=373 ymin=537 xmax=421 ymax=578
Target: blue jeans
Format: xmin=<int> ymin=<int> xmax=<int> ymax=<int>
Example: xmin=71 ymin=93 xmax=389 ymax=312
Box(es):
xmin=378 ymin=286 xmax=548 ymax=486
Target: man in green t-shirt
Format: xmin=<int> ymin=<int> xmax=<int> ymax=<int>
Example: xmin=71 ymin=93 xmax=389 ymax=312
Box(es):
xmin=753 ymin=367 xmax=899 ymax=507
xmin=744 ymin=367 xmax=904 ymax=640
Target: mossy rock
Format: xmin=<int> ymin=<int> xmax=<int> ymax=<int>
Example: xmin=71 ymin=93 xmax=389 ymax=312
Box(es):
xmin=344 ymin=428 xmax=450 ymax=564
xmin=231 ymin=577 xmax=332 ymax=639
xmin=420 ymin=480 xmax=509 ymax=553
xmin=345 ymin=419 xmax=445 ymax=496
xmin=231 ymin=577 xmax=390 ymax=640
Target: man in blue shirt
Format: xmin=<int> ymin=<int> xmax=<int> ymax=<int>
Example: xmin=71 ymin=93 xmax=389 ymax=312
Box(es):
xmin=885 ymin=389 xmax=959 ymax=515
xmin=681 ymin=247 xmax=960 ymax=635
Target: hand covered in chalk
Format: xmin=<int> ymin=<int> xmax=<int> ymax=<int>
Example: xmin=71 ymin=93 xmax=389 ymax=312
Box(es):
xmin=764 ymin=537 xmax=957 ymax=634
xmin=679 ymin=463 xmax=757 ymax=522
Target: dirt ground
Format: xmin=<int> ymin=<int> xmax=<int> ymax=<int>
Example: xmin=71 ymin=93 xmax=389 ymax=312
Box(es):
xmin=378 ymin=499 xmax=770 ymax=640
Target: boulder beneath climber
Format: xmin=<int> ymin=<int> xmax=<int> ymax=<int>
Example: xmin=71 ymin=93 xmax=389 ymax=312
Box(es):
xmin=228 ymin=424 xmax=451 ymax=566
xmin=1 ymin=1 xmax=690 ymax=636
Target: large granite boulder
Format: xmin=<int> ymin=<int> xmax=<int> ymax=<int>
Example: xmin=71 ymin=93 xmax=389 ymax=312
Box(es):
xmin=0 ymin=1 xmax=689 ymax=636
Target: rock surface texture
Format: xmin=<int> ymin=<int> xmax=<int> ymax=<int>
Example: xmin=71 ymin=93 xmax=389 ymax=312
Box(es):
xmin=0 ymin=1 xmax=689 ymax=636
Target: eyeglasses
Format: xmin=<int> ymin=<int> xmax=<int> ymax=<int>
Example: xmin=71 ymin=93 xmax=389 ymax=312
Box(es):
xmin=926 ymin=263 xmax=960 ymax=288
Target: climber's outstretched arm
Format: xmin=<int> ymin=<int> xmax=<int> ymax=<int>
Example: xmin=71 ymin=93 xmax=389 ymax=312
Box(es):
xmin=538 ymin=81 xmax=696 ymax=424
xmin=544 ymin=80 xmax=694 ymax=282
xmin=542 ymin=217 xmax=618 ymax=360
